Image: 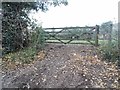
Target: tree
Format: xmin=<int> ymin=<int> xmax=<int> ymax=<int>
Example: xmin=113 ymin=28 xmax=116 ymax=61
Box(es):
xmin=100 ymin=21 xmax=113 ymax=40
xmin=2 ymin=0 xmax=68 ymax=54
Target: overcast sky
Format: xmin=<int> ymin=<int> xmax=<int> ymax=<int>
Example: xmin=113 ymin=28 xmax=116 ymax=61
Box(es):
xmin=30 ymin=0 xmax=119 ymax=28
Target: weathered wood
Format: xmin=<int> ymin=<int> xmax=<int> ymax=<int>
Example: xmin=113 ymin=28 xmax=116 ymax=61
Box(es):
xmin=118 ymin=22 xmax=120 ymax=67
xmin=118 ymin=2 xmax=120 ymax=67
xmin=43 ymin=26 xmax=98 ymax=45
xmin=43 ymin=26 xmax=95 ymax=30
xmin=53 ymin=36 xmax=68 ymax=44
xmin=95 ymin=25 xmax=99 ymax=46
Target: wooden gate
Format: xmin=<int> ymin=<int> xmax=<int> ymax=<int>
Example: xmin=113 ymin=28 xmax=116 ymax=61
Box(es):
xmin=43 ymin=25 xmax=99 ymax=46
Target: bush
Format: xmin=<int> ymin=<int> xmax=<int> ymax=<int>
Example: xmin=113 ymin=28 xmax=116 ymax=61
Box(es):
xmin=6 ymin=47 xmax=36 ymax=63
xmin=30 ymin=27 xmax=45 ymax=52
xmin=2 ymin=27 xmax=46 ymax=70
xmin=98 ymin=41 xmax=119 ymax=63
xmin=2 ymin=46 xmax=37 ymax=70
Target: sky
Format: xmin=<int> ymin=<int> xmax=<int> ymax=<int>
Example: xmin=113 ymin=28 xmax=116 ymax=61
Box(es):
xmin=30 ymin=0 xmax=119 ymax=28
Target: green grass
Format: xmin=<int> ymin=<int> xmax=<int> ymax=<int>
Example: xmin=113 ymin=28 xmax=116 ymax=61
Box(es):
xmin=45 ymin=40 xmax=95 ymax=44
xmin=98 ymin=40 xmax=118 ymax=47
xmin=45 ymin=39 xmax=111 ymax=45
xmin=2 ymin=46 xmax=37 ymax=65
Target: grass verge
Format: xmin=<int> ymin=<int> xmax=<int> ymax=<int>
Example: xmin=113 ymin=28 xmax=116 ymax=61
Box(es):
xmin=2 ymin=46 xmax=45 ymax=71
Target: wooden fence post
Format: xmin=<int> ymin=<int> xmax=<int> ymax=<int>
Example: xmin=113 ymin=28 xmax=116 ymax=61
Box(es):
xmin=108 ymin=23 xmax=113 ymax=47
xmin=118 ymin=22 xmax=120 ymax=68
xmin=118 ymin=2 xmax=120 ymax=68
xmin=95 ymin=25 xmax=99 ymax=46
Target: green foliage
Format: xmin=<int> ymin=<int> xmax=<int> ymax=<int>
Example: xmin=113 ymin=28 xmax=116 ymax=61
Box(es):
xmin=99 ymin=21 xmax=113 ymax=40
xmin=100 ymin=21 xmax=113 ymax=34
xmin=31 ymin=27 xmax=45 ymax=51
xmin=2 ymin=26 xmax=46 ymax=67
xmin=2 ymin=2 xmax=38 ymax=54
xmin=3 ymin=46 xmax=36 ymax=65
xmin=2 ymin=1 xmax=68 ymax=54
xmin=98 ymin=21 xmax=119 ymax=66
xmin=99 ymin=41 xmax=119 ymax=63
xmin=2 ymin=1 xmax=69 ymax=70
xmin=38 ymin=0 xmax=68 ymax=11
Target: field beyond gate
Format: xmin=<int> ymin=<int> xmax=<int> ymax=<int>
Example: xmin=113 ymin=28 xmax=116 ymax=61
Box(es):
xmin=43 ymin=25 xmax=99 ymax=46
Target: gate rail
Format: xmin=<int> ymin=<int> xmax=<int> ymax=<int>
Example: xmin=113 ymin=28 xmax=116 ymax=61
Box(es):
xmin=43 ymin=25 xmax=99 ymax=46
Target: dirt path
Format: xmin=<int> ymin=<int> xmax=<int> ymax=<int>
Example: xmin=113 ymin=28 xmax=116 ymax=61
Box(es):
xmin=2 ymin=44 xmax=119 ymax=88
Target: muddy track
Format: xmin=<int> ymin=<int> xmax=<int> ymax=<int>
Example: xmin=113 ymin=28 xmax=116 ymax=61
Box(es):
xmin=2 ymin=44 xmax=119 ymax=88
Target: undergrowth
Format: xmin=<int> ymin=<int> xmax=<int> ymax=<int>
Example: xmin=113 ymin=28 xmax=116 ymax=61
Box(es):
xmin=2 ymin=27 xmax=46 ymax=70
xmin=98 ymin=41 xmax=119 ymax=65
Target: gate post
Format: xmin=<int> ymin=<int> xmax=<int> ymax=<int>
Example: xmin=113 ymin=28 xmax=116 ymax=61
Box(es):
xmin=95 ymin=25 xmax=99 ymax=46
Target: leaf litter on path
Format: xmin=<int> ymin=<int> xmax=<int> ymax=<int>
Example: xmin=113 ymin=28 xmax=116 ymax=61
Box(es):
xmin=2 ymin=44 xmax=119 ymax=88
